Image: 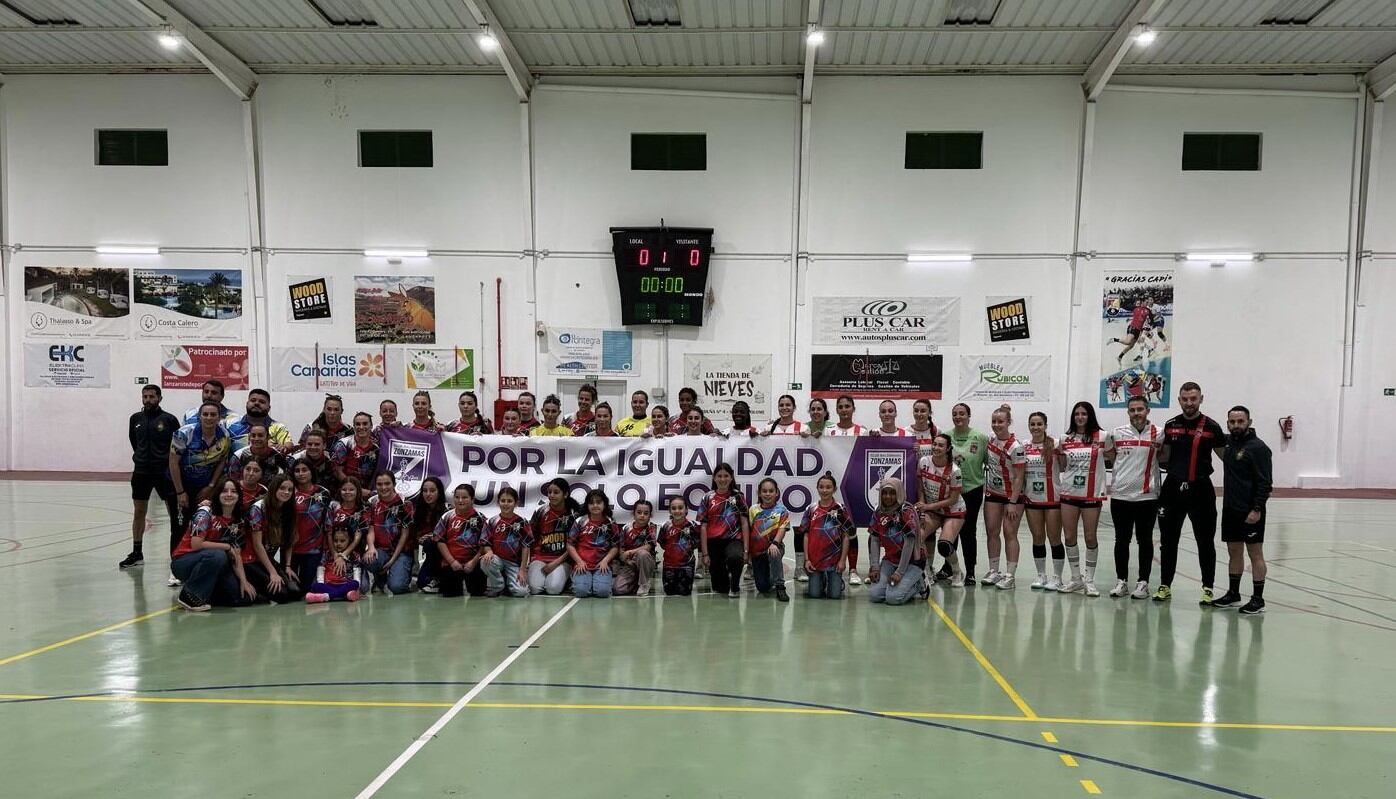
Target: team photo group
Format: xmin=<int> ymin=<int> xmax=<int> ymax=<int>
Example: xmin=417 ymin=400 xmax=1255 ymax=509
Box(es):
xmin=127 ymin=375 xmax=1274 ymax=616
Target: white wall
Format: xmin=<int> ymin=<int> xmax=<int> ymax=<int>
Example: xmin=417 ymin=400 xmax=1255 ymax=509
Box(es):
xmin=1 ymin=73 xmax=1391 ymax=486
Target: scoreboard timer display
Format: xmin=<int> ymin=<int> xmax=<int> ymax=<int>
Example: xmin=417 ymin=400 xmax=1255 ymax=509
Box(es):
xmin=611 ymin=226 xmax=713 ymax=326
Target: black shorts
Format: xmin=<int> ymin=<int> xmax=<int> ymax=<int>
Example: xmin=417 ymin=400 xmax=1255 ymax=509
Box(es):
xmin=1221 ymin=509 xmax=1265 ymax=543
xmin=1126 ymin=325 xmax=1142 ymax=337
xmin=984 ymin=493 xmax=1021 ymax=506
xmin=1061 ymin=498 xmax=1103 ymax=509
xmin=131 ymin=471 xmax=174 ymax=502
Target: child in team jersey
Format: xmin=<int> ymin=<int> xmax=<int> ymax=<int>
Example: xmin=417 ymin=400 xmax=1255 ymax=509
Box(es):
xmin=657 ymin=496 xmax=701 ymax=596
xmin=481 ymin=486 xmax=532 ymax=597
xmin=613 ymin=499 xmax=657 ymax=596
xmin=304 ymin=527 xmax=362 ymax=603
xmin=802 ymin=473 xmax=855 ymax=599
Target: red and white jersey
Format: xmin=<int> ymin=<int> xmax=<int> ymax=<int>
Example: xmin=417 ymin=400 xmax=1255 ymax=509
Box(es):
xmin=768 ymin=420 xmax=803 ymax=435
xmin=917 ymin=456 xmax=966 ymax=515
xmin=908 ymin=424 xmax=939 ymax=454
xmin=1110 ymin=422 xmax=1163 ymax=502
xmin=985 ymin=434 xmax=1026 ymax=498
xmin=1059 ymin=430 xmax=1113 ymax=501
xmin=827 ymin=424 xmax=864 ymax=437
xmin=1023 ymin=438 xmax=1058 ymax=505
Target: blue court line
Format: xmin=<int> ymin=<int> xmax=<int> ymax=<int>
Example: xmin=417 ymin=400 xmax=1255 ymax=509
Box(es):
xmin=0 ymin=679 xmax=1262 ymax=798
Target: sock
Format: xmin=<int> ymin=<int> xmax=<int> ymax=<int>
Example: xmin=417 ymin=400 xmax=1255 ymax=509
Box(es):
xmin=132 ymin=542 xmax=143 ymax=554
xmin=1084 ymin=546 xmax=1098 ymax=583
xmin=947 ymin=552 xmax=961 ymax=574
xmin=1032 ymin=544 xmax=1047 ymax=576
xmin=796 ymin=552 xmax=807 ymax=574
xmin=1051 ymin=544 xmax=1065 ymax=578
xmin=1007 ymin=560 xmax=1018 ymax=575
xmin=991 ymin=556 xmax=1001 ymax=574
xmin=1229 ymin=573 xmax=1242 ymax=594
xmin=1066 ymin=544 xmax=1081 ymax=578
xmin=1252 ymin=579 xmax=1265 ymax=600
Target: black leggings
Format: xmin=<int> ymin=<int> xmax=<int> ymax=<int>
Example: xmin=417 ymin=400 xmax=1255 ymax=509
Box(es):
xmin=1158 ymin=478 xmax=1217 ymax=588
xmin=1110 ymin=499 xmax=1157 ymax=582
xmin=244 ymin=561 xmax=293 ymax=603
xmin=706 ymin=539 xmax=744 ymax=594
xmin=663 ymin=566 xmax=694 ymax=596
xmin=440 ymin=566 xmax=488 ymax=597
xmin=957 ymin=486 xmax=983 ymax=575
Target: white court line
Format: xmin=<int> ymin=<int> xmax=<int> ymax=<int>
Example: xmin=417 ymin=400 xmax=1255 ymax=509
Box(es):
xmin=354 ymin=597 xmax=580 ymax=798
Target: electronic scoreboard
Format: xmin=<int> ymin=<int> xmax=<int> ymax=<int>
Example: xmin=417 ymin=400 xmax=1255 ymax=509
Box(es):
xmin=610 ymin=226 xmax=713 ymax=326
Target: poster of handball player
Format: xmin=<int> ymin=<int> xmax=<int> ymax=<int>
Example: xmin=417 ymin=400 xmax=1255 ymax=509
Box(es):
xmin=1099 ymin=270 xmax=1173 ymax=410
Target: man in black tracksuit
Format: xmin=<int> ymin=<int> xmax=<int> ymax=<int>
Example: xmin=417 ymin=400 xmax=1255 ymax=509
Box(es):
xmin=1156 ymin=381 xmax=1226 ymax=604
xmin=1212 ymin=406 xmax=1273 ymax=615
xmin=121 ymin=384 xmax=179 ymax=569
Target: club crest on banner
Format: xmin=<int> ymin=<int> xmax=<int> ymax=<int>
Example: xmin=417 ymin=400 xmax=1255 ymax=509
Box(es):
xmin=387 ymin=440 xmax=431 ymax=497
xmin=863 ymin=450 xmax=906 ymax=509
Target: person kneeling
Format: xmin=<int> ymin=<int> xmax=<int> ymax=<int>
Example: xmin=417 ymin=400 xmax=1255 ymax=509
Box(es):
xmin=567 ymin=489 xmax=620 ymax=598
xmin=435 ymin=484 xmax=488 ymax=598
xmin=803 ymin=473 xmax=855 ymax=599
xmin=171 ymin=480 xmax=258 ymax=611
xmin=657 ymin=497 xmax=699 ymax=596
xmin=867 ymin=478 xmax=924 ymax=606
xmin=748 ymin=479 xmax=791 ymax=602
xmin=305 ymin=528 xmax=362 ymax=603
xmin=613 ymin=500 xmax=657 ymax=596
xmin=481 ymin=487 xmax=531 ymax=598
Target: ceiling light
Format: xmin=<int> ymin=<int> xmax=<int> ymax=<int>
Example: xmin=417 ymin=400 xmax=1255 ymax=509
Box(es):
xmin=96 ymin=245 xmax=160 ymax=255
xmin=1131 ymin=23 xmax=1157 ymax=46
xmin=1186 ymin=251 xmax=1255 ymax=264
xmin=806 ymin=25 xmax=825 ymax=46
xmin=478 ymin=24 xmax=498 ymax=52
xmin=158 ymin=27 xmax=182 ymax=50
xmin=907 ymin=253 xmax=973 ymax=264
xmin=364 ymin=249 xmax=429 ymax=258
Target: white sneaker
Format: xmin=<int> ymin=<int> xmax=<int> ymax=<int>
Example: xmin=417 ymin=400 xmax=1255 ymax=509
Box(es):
xmin=1084 ymin=581 xmax=1100 ymax=598
xmin=951 ymin=569 xmax=965 ymax=588
xmin=1131 ymin=580 xmax=1150 ymax=599
xmin=1043 ymin=577 xmax=1063 ymax=592
xmin=167 ymin=574 xmax=182 ymax=587
xmin=980 ymin=569 xmax=1001 ymax=587
xmin=849 ymin=571 xmax=864 ymax=586
xmin=795 ymin=570 xmax=809 ymax=582
xmin=995 ymin=573 xmax=1016 ymax=590
xmin=1030 ymin=574 xmax=1048 ymax=590
xmin=1109 ymin=579 xmax=1129 ymax=598
xmin=1058 ymin=577 xmax=1086 ymax=594
xmin=740 ymin=565 xmax=756 ymax=591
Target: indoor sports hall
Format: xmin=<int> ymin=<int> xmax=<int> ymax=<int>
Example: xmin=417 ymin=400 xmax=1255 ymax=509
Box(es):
xmin=2 ymin=3 xmax=1394 ymax=798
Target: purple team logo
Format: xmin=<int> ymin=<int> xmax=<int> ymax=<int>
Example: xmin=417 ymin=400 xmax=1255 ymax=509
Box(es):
xmin=841 ymin=437 xmax=917 ymax=526
xmin=386 ymin=440 xmax=430 ymax=498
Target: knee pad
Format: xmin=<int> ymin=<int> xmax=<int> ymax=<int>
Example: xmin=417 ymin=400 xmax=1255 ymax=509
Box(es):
xmin=1051 ymin=544 xmax=1065 ymax=560
xmin=1032 ymin=544 xmax=1047 ymax=558
xmin=938 ymin=540 xmax=954 ymax=557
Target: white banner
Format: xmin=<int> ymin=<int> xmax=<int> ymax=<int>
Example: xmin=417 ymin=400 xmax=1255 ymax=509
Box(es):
xmin=684 ymin=353 xmax=772 ymax=424
xmin=546 ymin=327 xmax=635 ymax=375
xmin=23 ymin=266 xmax=130 ymax=339
xmin=958 ymin=355 xmax=1052 ymax=402
xmin=380 ymin=426 xmax=917 ymax=526
xmin=133 ymin=268 xmax=244 ymax=340
xmin=811 ymin=296 xmax=960 ymax=346
xmin=269 ymin=347 xmax=402 ymax=392
xmin=23 ymin=342 xmax=111 ymax=388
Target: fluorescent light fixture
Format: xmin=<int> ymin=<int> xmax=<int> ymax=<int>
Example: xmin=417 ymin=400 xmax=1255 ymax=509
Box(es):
xmin=805 ymin=25 xmax=825 ymax=46
xmin=478 ymin=24 xmax=499 ymax=51
xmin=96 ymin=245 xmax=160 ymax=255
xmin=1131 ymin=23 xmax=1157 ymax=46
xmin=907 ymin=252 xmax=973 ymax=264
xmin=363 ymin=249 xmax=429 ymax=258
xmin=1186 ymin=251 xmax=1254 ymax=263
xmin=158 ymin=27 xmax=181 ymax=50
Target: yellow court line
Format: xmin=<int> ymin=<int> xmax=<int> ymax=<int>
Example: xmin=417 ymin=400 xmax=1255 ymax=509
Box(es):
xmin=926 ymin=597 xmax=1038 ymax=719
xmin=1060 ymin=754 xmax=1079 ymax=767
xmin=1081 ymin=779 xmax=1102 ymax=794
xmin=0 ymin=606 xmax=175 ymax=668
xmin=5 ymin=692 xmax=1392 ymax=735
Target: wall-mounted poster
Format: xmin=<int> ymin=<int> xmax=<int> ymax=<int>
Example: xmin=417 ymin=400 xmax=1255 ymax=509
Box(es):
xmin=985 ymin=297 xmax=1031 ymax=343
xmin=269 ymin=347 xmax=400 ymax=392
xmin=23 ymin=266 xmax=130 ymax=339
xmin=161 ymin=345 xmax=250 ymax=390
xmin=355 ymin=275 xmax=435 ymax=344
xmin=133 ymin=268 xmax=243 ymax=340
xmin=811 ymin=297 xmax=960 ymax=346
xmin=287 ymin=276 xmax=332 ymax=323
xmin=684 ymin=353 xmax=772 ymax=424
xmin=547 ymin=327 xmax=635 ymax=375
xmin=23 ymin=342 xmax=111 ymax=388
xmin=811 ymin=353 xmax=943 ymax=399
xmin=959 ymin=355 xmax=1051 ymax=402
xmin=406 ymin=348 xmax=475 ymax=390
xmin=1099 ymin=270 xmax=1173 ymax=409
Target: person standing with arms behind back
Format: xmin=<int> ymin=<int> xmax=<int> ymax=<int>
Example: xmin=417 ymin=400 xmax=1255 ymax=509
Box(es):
xmin=122 ymin=385 xmax=180 ymax=569
xmin=1212 ymin=406 xmax=1273 ymax=615
xmin=1155 ymin=381 xmax=1227 ymax=605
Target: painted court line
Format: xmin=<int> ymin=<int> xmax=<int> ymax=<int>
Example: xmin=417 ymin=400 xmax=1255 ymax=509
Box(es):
xmin=354 ymin=597 xmax=580 ymax=799
xmin=0 ymin=606 xmax=175 ymax=667
xmin=927 ymin=597 xmax=1038 ymax=719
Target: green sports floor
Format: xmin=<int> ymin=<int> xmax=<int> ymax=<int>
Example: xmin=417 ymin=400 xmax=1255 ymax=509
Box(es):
xmin=2 ymin=480 xmax=1393 ymax=798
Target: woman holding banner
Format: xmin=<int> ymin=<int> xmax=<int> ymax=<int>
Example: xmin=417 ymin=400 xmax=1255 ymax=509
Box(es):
xmin=584 ymin=403 xmax=619 ymax=437
xmin=764 ymin=395 xmax=803 ymax=436
xmin=871 ymin=400 xmax=909 ymax=437
xmin=802 ymin=398 xmax=832 ymax=437
xmin=641 ymin=405 xmax=672 ymax=438
xmin=699 ymin=463 xmax=751 ymax=597
xmin=408 ymin=391 xmax=444 ymax=433
xmin=445 ymin=391 xmax=493 ymax=435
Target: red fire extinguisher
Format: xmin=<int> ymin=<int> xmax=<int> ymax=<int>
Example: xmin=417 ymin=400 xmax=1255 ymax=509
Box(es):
xmin=1278 ymin=416 xmax=1294 ymax=441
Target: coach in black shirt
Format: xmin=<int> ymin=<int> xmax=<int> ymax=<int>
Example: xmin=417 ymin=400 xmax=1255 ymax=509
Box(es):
xmin=121 ymin=384 xmax=180 ymax=569
xmin=1155 ymin=381 xmax=1226 ymax=605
